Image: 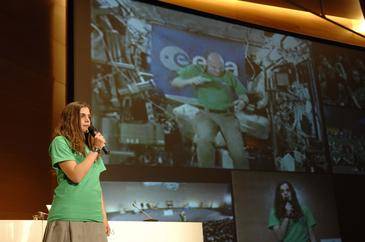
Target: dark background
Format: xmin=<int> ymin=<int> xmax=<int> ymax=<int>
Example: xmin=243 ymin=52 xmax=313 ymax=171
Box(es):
xmin=0 ymin=1 xmax=364 ymax=242
xmin=0 ymin=0 xmax=53 ymax=219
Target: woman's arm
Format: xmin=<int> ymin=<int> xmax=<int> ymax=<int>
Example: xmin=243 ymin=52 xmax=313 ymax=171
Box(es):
xmin=59 ymin=132 xmax=105 ymax=184
xmin=308 ymin=227 xmax=316 ymax=242
xmin=272 ymin=217 xmax=290 ymax=241
xmin=59 ymin=151 xmax=99 ymax=184
xmin=101 ymin=193 xmax=111 ymax=236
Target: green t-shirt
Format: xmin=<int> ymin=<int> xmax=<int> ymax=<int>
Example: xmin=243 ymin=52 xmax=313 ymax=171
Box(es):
xmin=268 ymin=206 xmax=316 ymax=242
xmin=177 ymin=64 xmax=246 ymax=111
xmin=47 ymin=136 xmax=106 ymax=222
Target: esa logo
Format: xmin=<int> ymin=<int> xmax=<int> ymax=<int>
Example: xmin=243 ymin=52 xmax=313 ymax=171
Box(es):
xmin=159 ymin=46 xmax=239 ymax=76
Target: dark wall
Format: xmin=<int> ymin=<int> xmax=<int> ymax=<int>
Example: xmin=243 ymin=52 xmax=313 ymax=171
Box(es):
xmin=0 ymin=0 xmax=53 ymax=218
xmin=334 ymin=174 xmax=365 ymax=242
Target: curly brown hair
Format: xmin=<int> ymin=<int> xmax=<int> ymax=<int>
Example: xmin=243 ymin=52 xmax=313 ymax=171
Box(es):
xmin=54 ymin=101 xmax=92 ymax=156
xmin=274 ymin=181 xmax=303 ymax=220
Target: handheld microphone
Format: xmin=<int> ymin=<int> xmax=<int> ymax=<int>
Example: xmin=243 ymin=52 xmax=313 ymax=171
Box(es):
xmin=87 ymin=125 xmax=110 ymax=155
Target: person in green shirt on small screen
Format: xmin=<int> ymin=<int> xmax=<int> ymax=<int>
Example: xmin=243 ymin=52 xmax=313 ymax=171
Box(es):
xmin=43 ymin=101 xmax=110 ymax=242
xmin=268 ymin=181 xmax=316 ymax=242
xmin=171 ymin=52 xmax=249 ymax=169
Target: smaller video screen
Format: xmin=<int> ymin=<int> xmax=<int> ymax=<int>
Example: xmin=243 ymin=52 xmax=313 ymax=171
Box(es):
xmin=312 ymin=42 xmax=365 ymax=109
xmin=102 ymin=181 xmax=235 ymax=242
xmin=232 ymin=171 xmax=341 ymax=242
xmin=323 ymin=106 xmax=365 ymax=174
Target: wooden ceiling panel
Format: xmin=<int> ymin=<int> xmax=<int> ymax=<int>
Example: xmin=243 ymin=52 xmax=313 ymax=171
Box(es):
xmin=241 ymin=0 xmax=301 ymax=9
xmin=159 ymin=0 xmax=365 ymax=47
xmin=286 ymin=0 xmax=322 ymax=15
xmin=322 ymin=0 xmax=364 ymax=19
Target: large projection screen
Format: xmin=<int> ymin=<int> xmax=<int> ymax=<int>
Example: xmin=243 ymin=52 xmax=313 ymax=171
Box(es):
xmin=73 ymin=0 xmax=365 ymax=174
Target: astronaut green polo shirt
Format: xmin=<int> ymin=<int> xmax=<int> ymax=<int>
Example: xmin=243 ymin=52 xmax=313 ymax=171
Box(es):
xmin=47 ymin=136 xmax=106 ymax=222
xmin=177 ymin=64 xmax=246 ymax=111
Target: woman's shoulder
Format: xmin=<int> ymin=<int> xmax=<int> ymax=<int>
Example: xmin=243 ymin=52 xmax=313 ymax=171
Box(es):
xmin=50 ymin=135 xmax=71 ymax=147
xmin=52 ymin=135 xmax=68 ymax=142
xmin=49 ymin=135 xmax=76 ymax=158
xmin=301 ymin=205 xmax=311 ymax=213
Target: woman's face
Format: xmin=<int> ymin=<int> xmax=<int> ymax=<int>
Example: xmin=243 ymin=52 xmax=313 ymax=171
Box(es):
xmin=280 ymin=183 xmax=292 ymax=201
xmin=79 ymin=107 xmax=91 ymax=133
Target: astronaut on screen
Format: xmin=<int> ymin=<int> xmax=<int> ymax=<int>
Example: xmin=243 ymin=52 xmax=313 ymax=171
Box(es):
xmin=171 ymin=52 xmax=249 ymax=169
